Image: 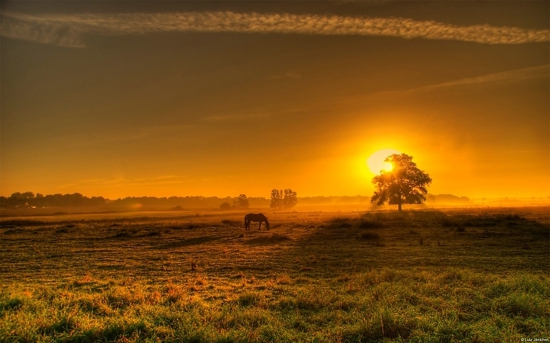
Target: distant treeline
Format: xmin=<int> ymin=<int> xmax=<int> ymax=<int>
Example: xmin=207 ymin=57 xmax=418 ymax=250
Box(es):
xmin=0 ymin=192 xmax=269 ymax=209
xmin=0 ymin=192 xmax=108 ymax=208
xmin=111 ymin=196 xmax=270 ymax=209
xmin=0 ymin=191 xmax=470 ymax=209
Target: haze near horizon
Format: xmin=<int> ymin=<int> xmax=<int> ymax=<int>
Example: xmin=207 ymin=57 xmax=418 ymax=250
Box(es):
xmin=1 ymin=1 xmax=548 ymax=200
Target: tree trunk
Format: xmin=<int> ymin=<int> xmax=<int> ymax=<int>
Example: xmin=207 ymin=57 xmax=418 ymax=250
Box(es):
xmin=397 ymin=193 xmax=403 ymax=211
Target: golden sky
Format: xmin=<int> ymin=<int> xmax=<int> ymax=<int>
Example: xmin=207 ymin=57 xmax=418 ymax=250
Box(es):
xmin=1 ymin=1 xmax=549 ymax=199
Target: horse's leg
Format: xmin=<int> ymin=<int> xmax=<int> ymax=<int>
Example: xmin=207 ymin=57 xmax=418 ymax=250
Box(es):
xmin=258 ymin=221 xmax=262 ymax=230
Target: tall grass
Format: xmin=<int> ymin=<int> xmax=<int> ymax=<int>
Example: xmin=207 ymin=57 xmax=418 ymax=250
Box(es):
xmin=1 ymin=269 xmax=548 ymax=342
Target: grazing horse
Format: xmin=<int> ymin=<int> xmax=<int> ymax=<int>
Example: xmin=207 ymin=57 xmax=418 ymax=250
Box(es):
xmin=244 ymin=213 xmax=270 ymax=231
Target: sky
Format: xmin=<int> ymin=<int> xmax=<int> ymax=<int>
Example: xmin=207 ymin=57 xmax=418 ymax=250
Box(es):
xmin=1 ymin=1 xmax=549 ymax=200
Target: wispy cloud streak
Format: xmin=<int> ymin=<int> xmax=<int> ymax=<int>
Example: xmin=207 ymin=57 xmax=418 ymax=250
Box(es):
xmin=364 ymin=64 xmax=550 ymax=100
xmin=2 ymin=11 xmax=549 ymax=47
xmin=404 ymin=64 xmax=550 ymax=94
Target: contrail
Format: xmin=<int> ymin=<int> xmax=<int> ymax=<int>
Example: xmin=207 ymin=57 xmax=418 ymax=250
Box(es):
xmin=2 ymin=11 xmax=549 ymax=47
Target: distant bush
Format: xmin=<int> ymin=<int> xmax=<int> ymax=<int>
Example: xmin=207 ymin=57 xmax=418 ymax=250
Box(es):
xmin=219 ymin=202 xmax=232 ymax=210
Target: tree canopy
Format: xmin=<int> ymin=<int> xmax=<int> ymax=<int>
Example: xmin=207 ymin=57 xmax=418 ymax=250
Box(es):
xmin=270 ymin=189 xmax=298 ymax=210
xmin=233 ymin=194 xmax=250 ymax=209
xmin=371 ymin=153 xmax=432 ymax=211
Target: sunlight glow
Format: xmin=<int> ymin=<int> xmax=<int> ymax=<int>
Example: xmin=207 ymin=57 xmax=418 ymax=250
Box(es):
xmin=367 ymin=149 xmax=400 ymax=174
xmin=381 ymin=161 xmax=394 ymax=172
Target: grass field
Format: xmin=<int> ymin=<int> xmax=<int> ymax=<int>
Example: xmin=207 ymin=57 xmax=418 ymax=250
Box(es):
xmin=1 ymin=207 xmax=549 ymax=342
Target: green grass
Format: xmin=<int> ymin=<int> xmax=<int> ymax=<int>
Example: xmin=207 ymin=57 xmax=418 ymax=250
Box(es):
xmin=1 ymin=207 xmax=549 ymax=342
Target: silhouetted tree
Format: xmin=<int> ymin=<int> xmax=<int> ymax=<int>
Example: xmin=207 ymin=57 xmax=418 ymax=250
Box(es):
xmin=270 ymin=189 xmax=298 ymax=209
xmin=283 ymin=189 xmax=298 ymax=209
xmin=234 ymin=194 xmax=249 ymax=209
xmin=371 ymin=153 xmax=432 ymax=211
xmin=270 ymin=189 xmax=283 ymax=209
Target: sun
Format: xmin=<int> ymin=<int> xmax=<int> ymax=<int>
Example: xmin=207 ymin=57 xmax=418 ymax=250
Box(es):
xmin=367 ymin=149 xmax=400 ymax=174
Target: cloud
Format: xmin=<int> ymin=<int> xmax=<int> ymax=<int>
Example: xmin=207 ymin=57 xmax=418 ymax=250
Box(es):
xmin=2 ymin=11 xmax=548 ymax=47
xmin=389 ymin=64 xmax=550 ymax=96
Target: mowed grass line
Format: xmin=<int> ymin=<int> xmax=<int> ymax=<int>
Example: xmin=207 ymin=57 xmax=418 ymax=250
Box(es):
xmin=1 ymin=208 xmax=549 ymax=342
xmin=1 ymin=269 xmax=549 ymax=342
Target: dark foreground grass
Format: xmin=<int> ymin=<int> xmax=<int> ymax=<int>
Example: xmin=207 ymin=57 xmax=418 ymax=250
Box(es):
xmin=1 ymin=207 xmax=549 ymax=342
xmin=1 ymin=270 xmax=548 ymax=342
